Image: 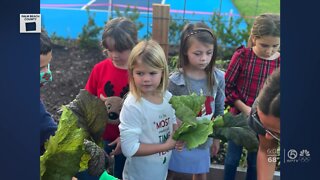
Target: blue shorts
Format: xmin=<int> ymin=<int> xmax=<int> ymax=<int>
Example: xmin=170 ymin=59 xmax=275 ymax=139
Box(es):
xmin=169 ymin=139 xmax=212 ymax=174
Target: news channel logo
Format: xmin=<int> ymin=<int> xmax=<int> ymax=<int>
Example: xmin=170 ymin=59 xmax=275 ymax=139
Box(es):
xmin=284 ymin=149 xmax=311 ymax=163
xmin=20 ymin=14 xmax=41 ymax=33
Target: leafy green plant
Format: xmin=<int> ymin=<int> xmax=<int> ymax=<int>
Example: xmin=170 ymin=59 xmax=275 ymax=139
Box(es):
xmin=208 ymin=12 xmax=250 ymax=60
xmin=211 ymin=112 xmax=259 ymax=152
xmin=216 ymin=59 xmax=230 ymax=71
xmin=170 ymin=94 xmax=259 ymax=151
xmin=114 ymin=5 xmax=144 ymax=31
xmin=167 ymin=13 xmax=250 ymax=60
xmin=50 ymin=32 xmax=75 ymax=47
xmin=168 ymin=55 xmax=178 ymax=72
xmin=40 ymin=90 xmax=108 ymax=180
xmin=77 ymin=9 xmax=103 ymax=50
xmin=169 ymin=16 xmax=189 ymax=45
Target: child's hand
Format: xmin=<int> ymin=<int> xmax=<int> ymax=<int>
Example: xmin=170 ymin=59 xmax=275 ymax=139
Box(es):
xmin=210 ymin=139 xmax=220 ymax=157
xmin=243 ymin=105 xmax=252 ymax=117
xmin=165 ymin=134 xmax=177 ymax=150
xmin=108 ymin=137 xmax=122 ymax=156
xmin=175 ymin=140 xmax=185 ymax=151
xmin=176 ymin=118 xmax=182 ymax=127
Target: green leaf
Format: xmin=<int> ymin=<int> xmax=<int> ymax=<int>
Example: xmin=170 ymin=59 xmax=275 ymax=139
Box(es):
xmin=170 ymin=93 xmax=205 ymax=119
xmin=41 ymin=106 xmax=87 ymax=180
xmin=170 ymin=94 xmax=213 ymax=149
xmin=170 ymin=94 xmax=259 ymax=152
xmin=176 ymin=119 xmax=214 ymax=149
xmin=40 ymin=90 xmax=108 ymax=180
xmin=210 ymin=113 xmax=259 ymax=152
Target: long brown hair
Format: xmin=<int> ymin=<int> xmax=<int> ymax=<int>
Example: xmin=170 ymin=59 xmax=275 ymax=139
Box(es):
xmin=178 ymin=22 xmax=218 ymax=94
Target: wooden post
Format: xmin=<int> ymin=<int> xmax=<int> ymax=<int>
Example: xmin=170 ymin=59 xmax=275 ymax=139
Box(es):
xmin=152 ymin=4 xmax=170 ymax=59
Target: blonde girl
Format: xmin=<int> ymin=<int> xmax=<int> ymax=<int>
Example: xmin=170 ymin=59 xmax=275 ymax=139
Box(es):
xmin=119 ymin=40 xmax=179 ymax=180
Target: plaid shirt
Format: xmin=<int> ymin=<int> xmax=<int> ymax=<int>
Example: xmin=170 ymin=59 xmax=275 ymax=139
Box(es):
xmin=225 ymin=46 xmax=280 ymax=113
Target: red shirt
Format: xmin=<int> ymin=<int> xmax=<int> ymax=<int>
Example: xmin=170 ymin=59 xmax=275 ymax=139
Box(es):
xmin=225 ymin=46 xmax=280 ymax=114
xmin=85 ymin=58 xmax=129 ymax=141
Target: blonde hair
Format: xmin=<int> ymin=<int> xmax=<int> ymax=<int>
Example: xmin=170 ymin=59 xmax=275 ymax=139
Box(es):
xmin=128 ymin=40 xmax=169 ymax=101
xmin=247 ymin=13 xmax=280 ymax=47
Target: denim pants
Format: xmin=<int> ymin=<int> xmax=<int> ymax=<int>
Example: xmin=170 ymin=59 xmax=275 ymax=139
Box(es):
xmin=104 ymin=140 xmax=126 ymax=179
xmin=224 ymin=140 xmax=257 ymax=180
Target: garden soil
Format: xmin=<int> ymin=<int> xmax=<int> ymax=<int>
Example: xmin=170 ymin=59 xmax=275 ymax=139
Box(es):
xmin=40 ymin=43 xmax=105 ymax=121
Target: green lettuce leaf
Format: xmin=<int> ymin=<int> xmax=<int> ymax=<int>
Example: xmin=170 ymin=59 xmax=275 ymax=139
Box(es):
xmin=40 ymin=106 xmax=87 ymax=180
xmin=173 ymin=118 xmax=214 ymax=149
xmin=40 ymin=90 xmax=108 ymax=180
xmin=170 ymin=94 xmax=259 ymax=152
xmin=170 ymin=93 xmax=205 ymax=119
xmin=170 ymin=94 xmax=213 ymax=149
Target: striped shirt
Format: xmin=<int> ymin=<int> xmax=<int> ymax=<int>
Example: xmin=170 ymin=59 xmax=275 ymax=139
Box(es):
xmin=225 ymin=46 xmax=280 ymax=114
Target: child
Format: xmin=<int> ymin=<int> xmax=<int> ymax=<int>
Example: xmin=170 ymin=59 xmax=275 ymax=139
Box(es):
xmin=84 ymin=17 xmax=138 ymax=179
xmin=40 ymin=29 xmax=57 ymax=155
xmin=119 ymin=40 xmax=179 ymax=180
xmin=167 ymin=22 xmax=225 ymax=180
xmin=224 ymin=13 xmax=280 ymax=180
xmin=248 ymin=68 xmax=280 ymax=180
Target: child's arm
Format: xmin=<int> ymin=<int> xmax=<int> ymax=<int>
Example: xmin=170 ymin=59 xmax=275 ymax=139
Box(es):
xmin=225 ymin=48 xmax=245 ymax=108
xmin=234 ymin=100 xmax=251 ymax=116
xmin=135 ymin=120 xmax=184 ymax=156
xmin=211 ymin=139 xmax=220 ymax=157
xmin=134 ymin=135 xmax=176 ymax=156
xmin=214 ymin=69 xmax=226 ymax=117
xmin=134 ymin=117 xmax=178 ymax=156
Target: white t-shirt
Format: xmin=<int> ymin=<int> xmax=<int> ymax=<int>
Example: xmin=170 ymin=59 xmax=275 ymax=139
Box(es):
xmin=119 ymin=91 xmax=177 ymax=180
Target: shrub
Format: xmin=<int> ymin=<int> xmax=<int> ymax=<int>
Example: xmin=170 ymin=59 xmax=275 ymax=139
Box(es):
xmin=168 ymin=16 xmax=189 ymax=45
xmin=114 ymin=5 xmax=144 ymax=31
xmin=77 ymin=9 xmax=103 ymax=50
xmin=208 ymin=13 xmax=250 ymax=60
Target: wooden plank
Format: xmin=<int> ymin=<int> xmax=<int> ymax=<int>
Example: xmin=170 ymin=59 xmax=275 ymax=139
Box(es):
xmin=152 ymin=4 xmax=170 ymax=59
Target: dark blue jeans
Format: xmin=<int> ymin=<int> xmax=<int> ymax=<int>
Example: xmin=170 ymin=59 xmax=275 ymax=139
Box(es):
xmin=104 ymin=140 xmax=126 ymax=179
xmin=224 ymin=140 xmax=257 ymax=180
